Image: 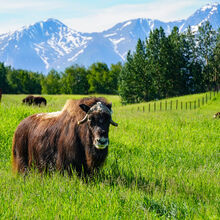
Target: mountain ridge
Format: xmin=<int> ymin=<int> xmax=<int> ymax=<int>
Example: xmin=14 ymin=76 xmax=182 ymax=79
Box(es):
xmin=0 ymin=2 xmax=220 ymax=74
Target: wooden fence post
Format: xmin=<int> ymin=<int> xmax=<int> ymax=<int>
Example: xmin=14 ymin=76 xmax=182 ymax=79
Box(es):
xmin=194 ymin=100 xmax=196 ymax=109
xmin=165 ymin=101 xmax=167 ymax=111
xmin=143 ymin=106 xmax=145 ymax=112
xmin=198 ymin=99 xmax=200 ymax=108
xmin=160 ymin=102 xmax=162 ymax=111
xmin=202 ymin=97 xmax=204 ymax=105
xmin=181 ymin=101 xmax=183 ymax=110
xmin=170 ymin=101 xmax=172 ymax=110
xmin=154 ymin=102 xmax=156 ymax=112
xmin=176 ymin=100 xmax=178 ymax=110
xmin=206 ymin=94 xmax=208 ymax=103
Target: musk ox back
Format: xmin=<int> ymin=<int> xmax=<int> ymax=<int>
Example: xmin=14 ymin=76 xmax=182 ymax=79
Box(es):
xmin=12 ymin=97 xmax=118 ymax=176
xmin=33 ymin=96 xmax=47 ymax=106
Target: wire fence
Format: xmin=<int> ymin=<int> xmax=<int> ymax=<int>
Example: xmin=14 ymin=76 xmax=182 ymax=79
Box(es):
xmin=135 ymin=90 xmax=219 ymax=113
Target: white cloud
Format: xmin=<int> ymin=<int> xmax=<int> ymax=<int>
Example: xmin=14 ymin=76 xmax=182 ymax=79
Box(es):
xmin=0 ymin=0 xmax=216 ymax=34
xmin=63 ymin=0 xmax=209 ymax=32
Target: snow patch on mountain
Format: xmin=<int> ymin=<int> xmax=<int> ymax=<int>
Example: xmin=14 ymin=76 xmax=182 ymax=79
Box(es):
xmin=121 ymin=21 xmax=132 ymax=29
xmin=0 ymin=3 xmax=219 ymax=73
xmin=68 ymin=49 xmax=84 ymax=62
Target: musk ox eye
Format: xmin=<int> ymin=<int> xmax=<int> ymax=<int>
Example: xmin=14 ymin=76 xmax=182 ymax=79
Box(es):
xmin=88 ymin=116 xmax=96 ymax=126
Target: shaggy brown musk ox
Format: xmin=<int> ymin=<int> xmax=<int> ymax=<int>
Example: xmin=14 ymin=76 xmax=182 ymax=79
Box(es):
xmin=12 ymin=97 xmax=118 ymax=176
xmin=22 ymin=95 xmax=47 ymax=106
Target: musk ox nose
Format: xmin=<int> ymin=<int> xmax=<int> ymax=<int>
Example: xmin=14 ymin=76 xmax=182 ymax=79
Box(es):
xmin=94 ymin=137 xmax=109 ymax=149
xmin=97 ymin=137 xmax=108 ymax=145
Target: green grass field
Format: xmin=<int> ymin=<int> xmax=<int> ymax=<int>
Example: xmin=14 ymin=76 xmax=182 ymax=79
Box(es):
xmin=0 ymin=93 xmax=219 ymax=219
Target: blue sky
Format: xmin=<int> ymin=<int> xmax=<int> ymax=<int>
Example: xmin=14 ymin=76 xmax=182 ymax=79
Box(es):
xmin=0 ymin=0 xmax=219 ymax=34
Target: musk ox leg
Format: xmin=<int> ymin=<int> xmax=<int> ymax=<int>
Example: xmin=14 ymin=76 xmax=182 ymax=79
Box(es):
xmin=12 ymin=135 xmax=29 ymax=174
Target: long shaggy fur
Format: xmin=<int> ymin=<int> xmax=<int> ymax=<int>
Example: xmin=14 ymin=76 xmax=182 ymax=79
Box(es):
xmin=12 ymin=97 xmax=111 ymax=176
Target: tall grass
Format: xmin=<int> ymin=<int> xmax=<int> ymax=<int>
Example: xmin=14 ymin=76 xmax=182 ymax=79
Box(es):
xmin=0 ymin=93 xmax=219 ymax=219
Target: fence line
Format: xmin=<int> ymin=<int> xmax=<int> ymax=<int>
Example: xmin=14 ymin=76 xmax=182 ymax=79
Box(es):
xmin=134 ymin=90 xmax=219 ymax=113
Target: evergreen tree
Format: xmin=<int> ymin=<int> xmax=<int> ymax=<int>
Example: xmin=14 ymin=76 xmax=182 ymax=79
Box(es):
xmin=132 ymin=39 xmax=148 ymax=101
xmin=196 ymin=21 xmax=217 ymax=90
xmin=119 ymin=51 xmax=138 ymax=104
xmin=182 ymin=26 xmax=203 ymax=93
xmin=146 ymin=27 xmax=172 ymax=99
xmin=168 ymin=27 xmax=189 ymax=96
xmin=207 ymin=30 xmax=220 ymax=90
xmin=0 ymin=63 xmax=8 ymax=93
xmin=119 ymin=39 xmax=149 ymax=104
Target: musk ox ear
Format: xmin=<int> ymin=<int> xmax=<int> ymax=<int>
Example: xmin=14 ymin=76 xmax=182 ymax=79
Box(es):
xmin=106 ymin=103 xmax=112 ymax=110
xmin=79 ymin=104 xmax=90 ymax=113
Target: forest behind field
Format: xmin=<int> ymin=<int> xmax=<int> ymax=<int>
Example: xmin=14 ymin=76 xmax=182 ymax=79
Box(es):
xmin=0 ymin=22 xmax=219 ymax=104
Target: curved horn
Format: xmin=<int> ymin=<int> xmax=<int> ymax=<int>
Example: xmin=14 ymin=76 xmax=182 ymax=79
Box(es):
xmin=110 ymin=119 xmax=118 ymax=127
xmin=77 ymin=114 xmax=88 ymax=125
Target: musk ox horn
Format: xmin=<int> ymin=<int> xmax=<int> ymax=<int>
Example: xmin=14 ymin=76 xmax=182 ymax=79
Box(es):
xmin=78 ymin=101 xmax=118 ymax=126
xmin=77 ymin=114 xmax=88 ymax=125
xmin=110 ymin=119 xmax=118 ymax=127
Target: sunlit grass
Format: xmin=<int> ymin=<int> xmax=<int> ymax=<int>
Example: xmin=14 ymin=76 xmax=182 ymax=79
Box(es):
xmin=0 ymin=93 xmax=219 ymax=219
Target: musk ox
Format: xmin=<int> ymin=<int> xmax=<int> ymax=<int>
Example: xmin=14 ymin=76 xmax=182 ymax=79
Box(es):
xmin=12 ymin=97 xmax=118 ymax=176
xmin=213 ymin=112 xmax=220 ymax=119
xmin=22 ymin=95 xmax=47 ymax=106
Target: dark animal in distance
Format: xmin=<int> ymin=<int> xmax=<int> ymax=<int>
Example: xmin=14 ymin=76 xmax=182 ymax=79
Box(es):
xmin=22 ymin=95 xmax=34 ymax=105
xmin=33 ymin=96 xmax=47 ymax=106
xmin=213 ymin=112 xmax=220 ymax=118
xmin=12 ymin=97 xmax=118 ymax=176
xmin=22 ymin=95 xmax=46 ymax=106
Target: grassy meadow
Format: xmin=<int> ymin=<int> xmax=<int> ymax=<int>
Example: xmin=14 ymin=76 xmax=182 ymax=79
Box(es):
xmin=0 ymin=93 xmax=219 ymax=219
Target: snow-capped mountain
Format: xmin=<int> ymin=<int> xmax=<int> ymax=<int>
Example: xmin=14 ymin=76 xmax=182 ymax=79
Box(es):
xmin=180 ymin=2 xmax=220 ymax=32
xmin=0 ymin=3 xmax=220 ymax=74
xmin=0 ymin=19 xmax=92 ymax=73
xmin=102 ymin=18 xmax=185 ymax=61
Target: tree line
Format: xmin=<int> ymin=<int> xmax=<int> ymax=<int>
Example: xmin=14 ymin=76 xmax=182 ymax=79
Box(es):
xmin=0 ymin=62 xmax=122 ymax=95
xmin=119 ymin=22 xmax=220 ymax=104
xmin=0 ymin=21 xmax=219 ymax=104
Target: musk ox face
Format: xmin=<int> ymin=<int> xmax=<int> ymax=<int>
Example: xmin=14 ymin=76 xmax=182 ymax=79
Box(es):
xmin=88 ymin=112 xmax=111 ymax=149
xmin=78 ymin=101 xmax=118 ymax=150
